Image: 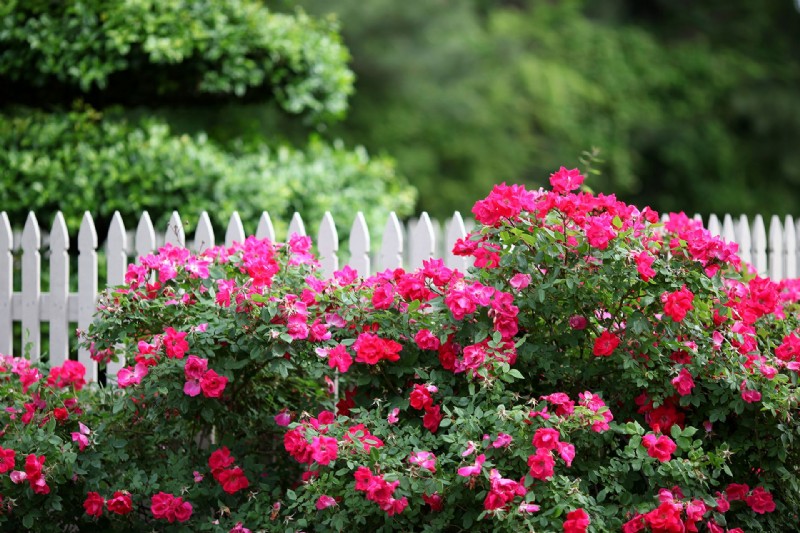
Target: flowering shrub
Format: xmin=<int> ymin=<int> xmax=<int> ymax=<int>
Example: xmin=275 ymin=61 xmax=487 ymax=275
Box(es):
xmin=1 ymin=169 xmax=800 ymax=531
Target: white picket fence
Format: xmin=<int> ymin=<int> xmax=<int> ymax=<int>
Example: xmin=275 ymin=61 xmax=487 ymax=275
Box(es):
xmin=0 ymin=208 xmax=797 ymax=382
xmin=0 ymin=209 xmax=471 ymax=382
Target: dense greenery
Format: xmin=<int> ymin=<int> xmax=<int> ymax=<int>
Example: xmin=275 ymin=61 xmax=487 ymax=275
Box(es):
xmin=0 ymin=0 xmax=415 ymax=237
xmin=278 ymin=0 xmax=800 ymax=218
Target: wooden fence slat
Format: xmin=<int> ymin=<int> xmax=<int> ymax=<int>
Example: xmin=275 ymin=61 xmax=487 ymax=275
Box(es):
xmin=49 ymin=212 xmax=70 ymax=367
xmin=349 ymin=212 xmax=370 ymax=277
xmin=165 ymin=211 xmax=185 ymax=247
xmin=444 ymin=212 xmax=468 ymax=271
xmin=78 ymin=212 xmax=98 ymax=381
xmin=21 ymin=212 xmax=41 ymax=361
xmin=706 ymin=214 xmax=721 ymax=237
xmin=135 ymin=212 xmax=156 ymax=264
xmin=0 ymin=212 xmax=12 ymax=355
xmin=194 ymin=212 xmax=215 ymax=252
xmin=768 ymin=215 xmax=784 ymax=280
xmin=752 ymin=215 xmax=767 ymax=276
xmin=377 ymin=212 xmax=403 ymax=272
xmin=736 ymin=215 xmax=753 ymax=267
xmin=287 ymin=212 xmax=306 ymax=239
xmin=409 ymin=212 xmax=435 ymax=271
xmin=317 ymin=212 xmax=339 ymax=279
xmin=785 ymin=215 xmax=797 ymax=279
xmin=721 ymin=214 xmax=736 ymax=246
xmin=256 ymin=212 xmax=276 ymax=242
xmin=106 ymin=212 xmax=128 ymax=379
xmin=225 ymin=212 xmax=246 ymax=247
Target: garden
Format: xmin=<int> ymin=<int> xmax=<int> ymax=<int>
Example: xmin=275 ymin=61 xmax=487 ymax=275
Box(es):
xmin=1 ymin=171 xmax=799 ymax=531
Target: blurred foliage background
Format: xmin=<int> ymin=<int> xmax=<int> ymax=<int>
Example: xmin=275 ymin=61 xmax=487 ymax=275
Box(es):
xmin=2 ymin=0 xmax=800 ymax=236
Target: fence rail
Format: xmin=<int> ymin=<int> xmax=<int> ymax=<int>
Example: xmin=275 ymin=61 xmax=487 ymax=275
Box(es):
xmin=1 ymin=208 xmax=798 ymax=382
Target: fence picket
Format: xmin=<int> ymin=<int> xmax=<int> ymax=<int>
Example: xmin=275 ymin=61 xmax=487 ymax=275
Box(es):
xmin=78 ymin=212 xmax=98 ymax=381
xmin=736 ymin=215 xmax=753 ymax=266
xmin=318 ymin=212 xmax=339 ymax=278
xmin=225 ymin=212 xmax=245 ymax=247
xmin=288 ymin=212 xmax=306 ymax=238
xmin=135 ymin=212 xmax=156 ymax=264
xmin=769 ymin=216 xmax=784 ymax=280
xmin=721 ymin=214 xmax=736 ymax=246
xmin=21 ymin=213 xmax=41 ymax=361
xmin=409 ymin=212 xmax=435 ymax=270
xmin=49 ymin=213 xmax=70 ymax=367
xmin=194 ymin=212 xmax=215 ymax=252
xmin=106 ymin=212 xmax=128 ymax=379
xmin=0 ymin=213 xmax=12 ymax=355
xmin=349 ymin=212 xmax=370 ymax=276
xmin=378 ymin=212 xmax=403 ymax=271
xmin=256 ymin=212 xmax=276 ymax=243
xmin=752 ymin=215 xmax=767 ymax=276
xmin=444 ymin=212 xmax=468 ymax=271
xmin=165 ymin=211 xmax=185 ymax=247
xmin=707 ymin=214 xmax=721 ymax=237
xmin=785 ymin=215 xmax=797 ymax=279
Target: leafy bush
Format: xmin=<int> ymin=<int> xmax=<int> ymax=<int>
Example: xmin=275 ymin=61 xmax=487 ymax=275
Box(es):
xmin=0 ymin=0 xmax=353 ymax=121
xmin=1 ymin=172 xmax=799 ymax=531
xmin=0 ymin=107 xmax=415 ymax=237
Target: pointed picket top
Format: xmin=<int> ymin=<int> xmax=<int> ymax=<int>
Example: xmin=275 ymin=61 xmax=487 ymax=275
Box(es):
xmin=194 ymin=212 xmax=215 ymax=252
xmin=768 ymin=215 xmax=784 ymax=280
xmin=409 ymin=212 xmax=435 ymax=271
xmin=706 ymin=214 xmax=721 ymax=237
xmin=348 ymin=212 xmax=370 ymax=276
xmin=107 ymin=211 xmax=128 ymax=286
xmin=165 ymin=211 xmax=185 ymax=247
xmin=444 ymin=211 xmax=468 ymax=271
xmin=317 ymin=212 xmax=339 ymax=278
xmin=225 ymin=212 xmax=246 ymax=247
xmin=736 ymin=215 xmax=752 ymax=266
xmin=751 ymin=214 xmax=767 ymax=276
xmin=0 ymin=212 xmax=11 ymax=355
xmin=784 ymin=215 xmax=797 ymax=280
xmin=378 ymin=212 xmax=404 ymax=271
xmin=692 ymin=214 xmax=703 ymax=223
xmin=49 ymin=212 xmax=70 ymax=367
xmin=721 ymin=214 xmax=736 ymax=246
xmin=287 ymin=212 xmax=306 ymax=239
xmin=256 ymin=212 xmax=276 ymax=242
xmin=50 ymin=211 xmax=69 ymax=252
xmin=135 ymin=211 xmax=156 ymax=263
xmin=21 ymin=212 xmax=42 ymax=361
xmin=78 ymin=211 xmax=99 ymax=382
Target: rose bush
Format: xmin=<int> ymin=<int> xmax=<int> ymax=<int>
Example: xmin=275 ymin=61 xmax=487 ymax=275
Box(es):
xmin=1 ymin=169 xmax=799 ymax=531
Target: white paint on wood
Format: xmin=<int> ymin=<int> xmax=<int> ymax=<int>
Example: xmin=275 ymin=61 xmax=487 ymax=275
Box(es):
xmin=165 ymin=211 xmax=185 ymax=247
xmin=78 ymin=212 xmax=98 ymax=382
xmin=768 ymin=215 xmax=784 ymax=280
xmin=736 ymin=215 xmax=752 ymax=266
xmin=409 ymin=212 xmax=435 ymax=271
xmin=256 ymin=212 xmax=276 ymax=243
xmin=225 ymin=212 xmax=246 ymax=247
xmin=348 ymin=212 xmax=370 ymax=276
xmin=751 ymin=215 xmax=767 ymax=277
xmin=693 ymin=214 xmax=703 ymax=223
xmin=317 ymin=212 xmax=339 ymax=279
xmin=785 ymin=215 xmax=797 ymax=279
xmin=377 ymin=212 xmax=403 ymax=272
xmin=194 ymin=212 xmax=215 ymax=252
xmin=49 ymin=212 xmax=70 ymax=367
xmin=721 ymin=214 xmax=736 ymax=246
xmin=444 ymin=212 xmax=468 ymax=271
xmin=21 ymin=213 xmax=41 ymax=361
xmin=287 ymin=212 xmax=306 ymax=239
xmin=135 ymin=212 xmax=156 ymax=264
xmin=0 ymin=213 xmax=12 ymax=355
xmin=106 ymin=212 xmax=128 ymax=379
xmin=706 ymin=214 xmax=721 ymax=237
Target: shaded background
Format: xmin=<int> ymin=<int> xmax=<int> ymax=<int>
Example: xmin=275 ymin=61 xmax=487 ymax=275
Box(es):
xmin=2 ymin=0 xmax=800 ymax=235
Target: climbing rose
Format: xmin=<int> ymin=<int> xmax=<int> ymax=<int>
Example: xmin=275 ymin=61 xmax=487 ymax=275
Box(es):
xmin=0 ymin=446 xmax=15 ymax=473
xmin=316 ymin=495 xmax=337 ymax=510
xmin=661 ymin=286 xmax=694 ymax=322
xmin=83 ymin=492 xmax=105 ymax=517
xmin=106 ymin=491 xmax=133 ymax=515
xmin=550 ymin=166 xmax=584 ymax=193
xmin=593 ymin=331 xmax=620 ymax=357
xmin=200 ymin=369 xmax=228 ymax=398
xmin=563 ymin=508 xmax=590 ymax=533
xmin=422 ymin=405 xmax=443 ymax=433
xmin=642 ymin=434 xmax=677 ymax=463
xmin=746 ymin=487 xmax=776 ymax=514
xmin=671 ymin=368 xmax=695 ymax=396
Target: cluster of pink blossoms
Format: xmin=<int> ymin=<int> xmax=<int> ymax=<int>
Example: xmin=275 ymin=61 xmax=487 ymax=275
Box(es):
xmin=208 ymin=447 xmax=250 ymax=494
xmin=527 ymin=428 xmax=575 ymax=481
xmin=623 ymin=484 xmax=775 ymax=532
xmin=354 ymin=466 xmax=408 ymax=516
xmin=408 ymin=383 xmax=444 ymax=433
xmin=183 ymin=355 xmax=228 ymax=398
xmin=150 ymin=492 xmax=193 ymax=523
xmin=9 ymin=454 xmax=48 ymax=495
xmin=83 ymin=490 xmax=133 ymax=517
